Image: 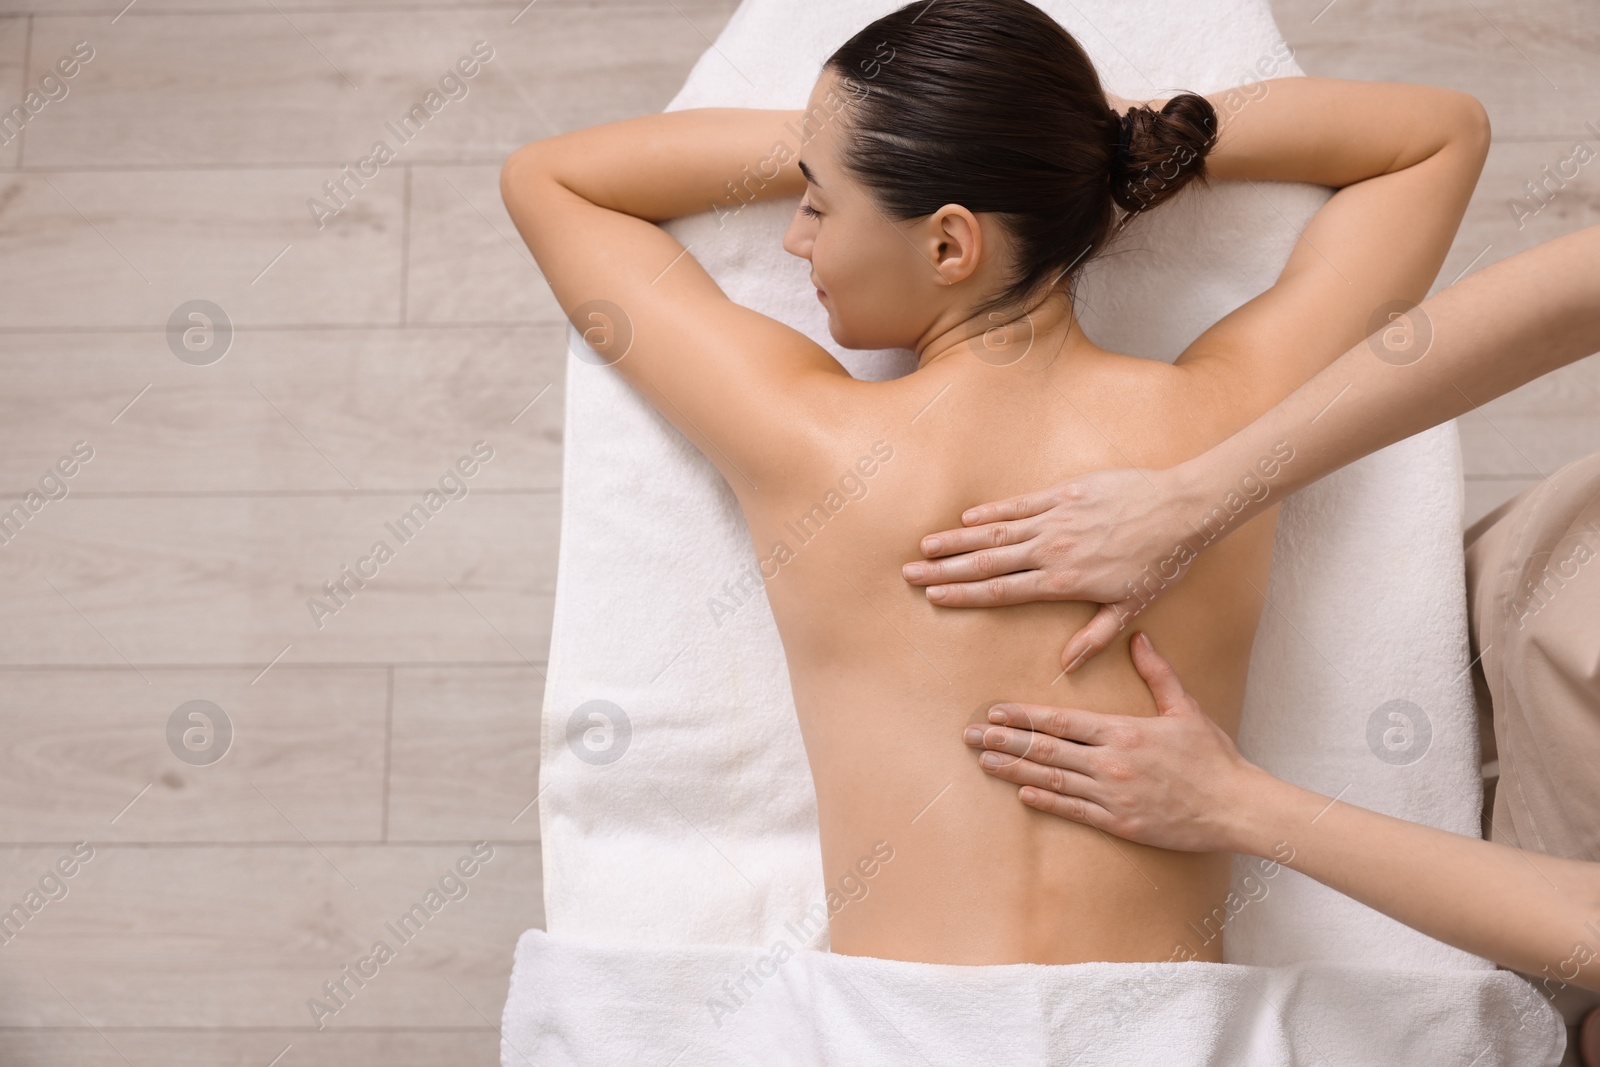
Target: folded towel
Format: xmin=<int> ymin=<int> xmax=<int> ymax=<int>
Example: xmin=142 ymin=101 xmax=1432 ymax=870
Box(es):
xmin=501 ymin=928 xmax=1564 ymax=1066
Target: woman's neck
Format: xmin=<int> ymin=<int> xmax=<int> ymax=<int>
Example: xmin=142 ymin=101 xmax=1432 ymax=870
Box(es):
xmin=914 ymin=292 xmax=1098 ymax=374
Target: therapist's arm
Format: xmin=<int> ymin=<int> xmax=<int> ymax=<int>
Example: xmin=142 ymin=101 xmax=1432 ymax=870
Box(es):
xmin=967 ymin=632 xmax=1600 ymax=991
xmin=906 ymin=223 xmax=1600 ymax=668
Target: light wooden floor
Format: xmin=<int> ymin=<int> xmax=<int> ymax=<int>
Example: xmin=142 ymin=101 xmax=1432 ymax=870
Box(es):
xmin=0 ymin=1 xmax=1592 ymax=1065
xmin=0 ymin=1 xmax=738 ymax=1064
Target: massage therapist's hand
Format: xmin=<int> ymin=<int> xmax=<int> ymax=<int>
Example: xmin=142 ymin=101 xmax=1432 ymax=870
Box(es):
xmin=969 ymin=633 xmax=1600 ymax=992
xmin=962 ymin=632 xmax=1264 ymax=854
xmin=902 ymin=466 xmax=1207 ymax=671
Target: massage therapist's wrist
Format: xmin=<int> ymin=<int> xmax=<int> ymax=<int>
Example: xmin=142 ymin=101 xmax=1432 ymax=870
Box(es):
xmin=1173 ymin=435 xmax=1281 ymax=545
xmin=1225 ymin=767 xmax=1331 ymax=862
xmin=1165 ymin=459 xmax=1222 ymax=542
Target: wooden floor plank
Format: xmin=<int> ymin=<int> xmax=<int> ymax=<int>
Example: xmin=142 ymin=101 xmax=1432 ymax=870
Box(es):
xmin=0 ymin=493 xmax=558 ymax=665
xmin=0 ymin=326 xmax=566 ymax=493
xmin=1273 ymin=0 xmax=1595 ymax=137
xmin=0 ymin=169 xmax=403 ymax=329
xmin=0 ymin=15 xmax=23 ymax=170
xmin=0 ymin=0 xmax=739 ymax=13
xmin=388 ymin=667 xmax=543 ymax=843
xmin=0 ymin=1028 xmax=501 ymax=1067
xmin=20 ymin=7 xmax=729 ymax=168
xmin=0 ymin=666 xmax=388 ymax=843
xmin=405 ymin=165 xmax=564 ymax=326
xmin=0 ymin=843 xmax=543 ymax=1028
xmin=1460 ymin=406 xmax=1600 ymax=481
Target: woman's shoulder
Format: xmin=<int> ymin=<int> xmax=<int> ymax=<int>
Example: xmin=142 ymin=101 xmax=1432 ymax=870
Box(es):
xmin=1067 ymin=348 xmax=1268 ymax=460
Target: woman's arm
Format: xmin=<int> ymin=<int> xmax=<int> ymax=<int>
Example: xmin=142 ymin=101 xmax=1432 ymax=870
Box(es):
xmin=903 ymin=224 xmax=1600 ymax=668
xmin=500 ymin=107 xmax=849 ymax=489
xmin=966 ymin=632 xmax=1600 ymax=991
xmin=1149 ymin=76 xmax=1491 ymax=399
xmin=505 ymin=107 xmax=810 ymax=223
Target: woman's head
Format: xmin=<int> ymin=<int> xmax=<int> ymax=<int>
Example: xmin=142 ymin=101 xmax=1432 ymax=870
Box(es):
xmin=782 ymin=0 xmax=1217 ymax=357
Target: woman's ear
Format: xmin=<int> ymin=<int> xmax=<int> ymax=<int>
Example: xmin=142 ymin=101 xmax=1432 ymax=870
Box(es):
xmin=927 ymin=204 xmax=985 ymax=288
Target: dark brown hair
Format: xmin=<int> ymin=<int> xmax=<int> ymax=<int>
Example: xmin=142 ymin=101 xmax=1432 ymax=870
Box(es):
xmin=822 ymin=0 xmax=1217 ymax=320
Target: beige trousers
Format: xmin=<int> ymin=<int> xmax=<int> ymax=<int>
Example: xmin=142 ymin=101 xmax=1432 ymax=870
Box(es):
xmin=1466 ymin=451 xmax=1600 ymax=862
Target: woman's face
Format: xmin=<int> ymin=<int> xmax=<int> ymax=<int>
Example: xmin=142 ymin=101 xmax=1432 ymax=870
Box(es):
xmin=782 ymin=71 xmax=998 ymax=353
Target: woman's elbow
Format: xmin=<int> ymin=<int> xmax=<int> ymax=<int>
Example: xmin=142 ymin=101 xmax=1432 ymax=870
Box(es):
xmin=1445 ymin=90 xmax=1492 ymax=162
xmin=500 ymin=142 xmax=579 ymax=231
xmin=500 ymin=142 xmax=552 ymax=206
xmin=1411 ymin=89 xmax=1490 ymax=194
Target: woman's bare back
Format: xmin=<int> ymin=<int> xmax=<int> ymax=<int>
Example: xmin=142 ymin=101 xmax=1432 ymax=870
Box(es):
xmin=738 ymin=340 xmax=1278 ymax=964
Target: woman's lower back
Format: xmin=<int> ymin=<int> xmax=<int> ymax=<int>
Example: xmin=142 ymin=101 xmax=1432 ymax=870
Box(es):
xmin=780 ymin=550 xmax=1269 ymax=965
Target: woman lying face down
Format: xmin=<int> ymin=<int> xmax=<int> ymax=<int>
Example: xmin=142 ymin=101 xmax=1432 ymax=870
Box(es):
xmin=499 ymin=0 xmax=1490 ymax=964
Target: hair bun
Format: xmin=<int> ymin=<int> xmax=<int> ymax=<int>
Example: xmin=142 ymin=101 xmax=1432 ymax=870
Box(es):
xmin=1109 ymin=93 xmax=1217 ymax=214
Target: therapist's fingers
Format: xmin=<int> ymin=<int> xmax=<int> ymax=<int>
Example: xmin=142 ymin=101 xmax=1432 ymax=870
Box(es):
xmin=983 ymin=701 xmax=1108 ymax=745
xmin=1129 ymin=631 xmax=1196 ymax=715
xmin=1059 ymin=600 xmax=1141 ymax=672
xmin=1018 ymin=785 xmax=1117 ymax=831
xmin=966 ymin=724 xmax=1097 ymax=775
xmin=916 ymin=516 xmax=1040 ymax=560
xmin=917 ymin=570 xmax=1059 ymax=608
xmin=959 ymin=485 xmax=1074 ymax=527
xmin=902 ymin=540 xmax=1038 ymax=587
xmin=974 ymin=749 xmax=1102 ymax=804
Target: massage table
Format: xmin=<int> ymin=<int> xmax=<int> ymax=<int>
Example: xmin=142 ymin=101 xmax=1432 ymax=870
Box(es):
xmin=500 ymin=0 xmax=1568 ymax=1061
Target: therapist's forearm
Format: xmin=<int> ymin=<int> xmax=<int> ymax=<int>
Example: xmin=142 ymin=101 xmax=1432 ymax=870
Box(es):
xmin=1177 ymin=223 xmax=1600 ymax=528
xmin=1234 ymin=769 xmax=1600 ymax=991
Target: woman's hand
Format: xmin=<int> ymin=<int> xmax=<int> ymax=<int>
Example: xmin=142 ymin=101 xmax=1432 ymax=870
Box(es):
xmin=901 ymin=465 xmax=1207 ymax=671
xmin=962 ymin=631 xmax=1266 ymax=853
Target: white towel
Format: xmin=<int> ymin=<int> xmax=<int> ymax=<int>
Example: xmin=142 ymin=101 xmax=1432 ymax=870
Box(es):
xmin=502 ymin=929 xmax=1562 ymax=1065
xmin=513 ymin=0 xmax=1565 ymax=1061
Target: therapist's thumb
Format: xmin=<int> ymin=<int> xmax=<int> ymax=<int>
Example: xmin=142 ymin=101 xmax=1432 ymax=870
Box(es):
xmin=1060 ymin=602 xmax=1128 ymax=672
xmin=1130 ymin=632 xmax=1190 ymax=715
